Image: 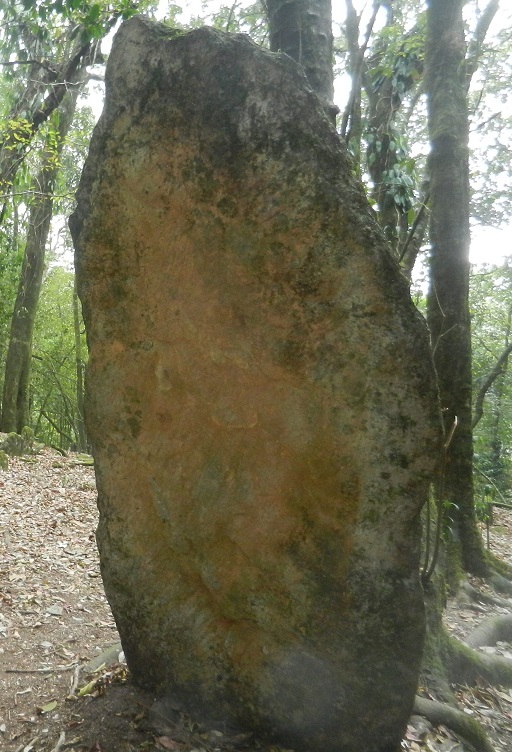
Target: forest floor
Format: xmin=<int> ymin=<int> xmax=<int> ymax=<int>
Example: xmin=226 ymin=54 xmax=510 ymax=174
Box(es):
xmin=2 ymin=448 xmax=512 ymax=752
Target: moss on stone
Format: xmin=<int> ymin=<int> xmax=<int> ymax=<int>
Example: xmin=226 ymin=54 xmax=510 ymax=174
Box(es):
xmin=0 ymin=428 xmax=35 ymax=457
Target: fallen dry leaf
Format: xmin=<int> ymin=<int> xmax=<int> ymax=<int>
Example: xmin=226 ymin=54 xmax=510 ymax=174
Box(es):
xmin=156 ymin=736 xmax=183 ymax=750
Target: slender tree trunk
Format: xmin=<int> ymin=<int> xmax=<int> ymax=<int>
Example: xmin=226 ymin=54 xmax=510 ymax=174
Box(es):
xmin=1 ymin=172 xmax=55 ymax=433
xmin=483 ymin=310 xmax=512 ymax=492
xmin=72 ymin=280 xmax=87 ymax=451
xmin=425 ymin=0 xmax=487 ymax=577
xmin=340 ymin=0 xmax=368 ymax=155
xmin=0 ymin=86 xmax=82 ymax=433
xmin=266 ymin=0 xmax=336 ymax=119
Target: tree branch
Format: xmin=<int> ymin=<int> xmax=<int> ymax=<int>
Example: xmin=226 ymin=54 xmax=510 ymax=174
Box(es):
xmin=466 ymin=0 xmax=500 ymax=86
xmin=398 ymin=188 xmax=430 ymax=263
xmin=31 ymin=41 xmax=92 ymax=131
xmin=0 ymin=190 xmax=75 ymax=201
xmin=0 ymin=58 xmax=58 ymax=74
xmin=340 ymin=0 xmax=380 ymax=140
xmin=472 ymin=341 xmax=512 ymax=428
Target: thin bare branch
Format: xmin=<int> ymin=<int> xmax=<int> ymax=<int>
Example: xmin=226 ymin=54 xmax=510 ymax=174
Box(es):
xmin=340 ymin=0 xmax=380 ymax=140
xmin=473 ymin=341 xmax=512 ymax=428
xmin=466 ymin=0 xmax=500 ymax=85
xmin=0 ymin=59 xmax=57 ymax=75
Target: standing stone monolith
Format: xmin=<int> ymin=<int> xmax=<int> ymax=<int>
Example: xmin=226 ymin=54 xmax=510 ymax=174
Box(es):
xmin=70 ymin=17 xmax=440 ymax=752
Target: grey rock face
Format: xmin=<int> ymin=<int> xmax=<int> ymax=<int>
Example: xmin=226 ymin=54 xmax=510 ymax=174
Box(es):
xmin=70 ymin=17 xmax=440 ymax=752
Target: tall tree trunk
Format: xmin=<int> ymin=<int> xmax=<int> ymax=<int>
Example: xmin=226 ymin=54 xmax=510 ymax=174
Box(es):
xmin=425 ymin=0 xmax=487 ymax=577
xmin=72 ymin=280 xmax=87 ymax=451
xmin=0 ymin=86 xmax=82 ymax=433
xmin=266 ymin=0 xmax=336 ymax=119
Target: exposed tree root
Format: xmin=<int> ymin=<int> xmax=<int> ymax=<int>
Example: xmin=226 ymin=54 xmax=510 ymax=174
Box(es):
xmin=413 ymin=696 xmax=495 ymax=752
xmin=448 ymin=634 xmax=512 ymax=687
xmin=419 ymin=566 xmax=512 ymax=752
xmin=420 ymin=596 xmax=511 ymax=751
xmin=482 ymin=550 xmax=512 ymax=595
xmin=465 ymin=612 xmax=512 ymax=648
xmin=458 ymin=580 xmax=512 ymax=610
xmin=485 ymin=551 xmax=512 ymax=582
xmin=487 ymin=571 xmax=512 ymax=597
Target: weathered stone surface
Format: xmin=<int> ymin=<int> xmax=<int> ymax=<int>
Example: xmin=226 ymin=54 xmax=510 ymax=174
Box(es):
xmin=70 ymin=17 xmax=440 ymax=752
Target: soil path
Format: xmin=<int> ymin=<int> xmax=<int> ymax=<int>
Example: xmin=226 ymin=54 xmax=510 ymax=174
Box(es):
xmin=1 ymin=448 xmax=512 ymax=752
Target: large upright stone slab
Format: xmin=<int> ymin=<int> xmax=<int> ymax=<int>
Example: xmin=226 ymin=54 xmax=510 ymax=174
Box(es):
xmin=70 ymin=17 xmax=440 ymax=752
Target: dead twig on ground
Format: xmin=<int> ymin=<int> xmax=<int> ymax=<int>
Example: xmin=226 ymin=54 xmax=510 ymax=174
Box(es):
xmin=50 ymin=730 xmax=66 ymax=752
xmin=6 ymin=663 xmax=77 ymax=674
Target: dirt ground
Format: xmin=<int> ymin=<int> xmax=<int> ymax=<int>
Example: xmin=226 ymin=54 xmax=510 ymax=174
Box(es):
xmin=2 ymin=448 xmax=512 ymax=752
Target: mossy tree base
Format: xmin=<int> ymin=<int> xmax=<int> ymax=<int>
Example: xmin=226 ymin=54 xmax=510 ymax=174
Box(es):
xmin=419 ymin=567 xmax=512 ymax=751
xmin=465 ymin=613 xmax=512 ymax=649
xmin=413 ymin=697 xmax=494 ymax=752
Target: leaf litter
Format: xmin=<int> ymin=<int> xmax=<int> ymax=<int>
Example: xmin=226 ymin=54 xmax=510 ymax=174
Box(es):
xmin=0 ymin=448 xmax=117 ymax=751
xmin=2 ymin=448 xmax=512 ymax=751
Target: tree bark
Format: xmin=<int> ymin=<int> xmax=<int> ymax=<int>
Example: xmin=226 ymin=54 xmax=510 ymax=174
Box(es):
xmin=339 ymin=0 xmax=379 ymax=158
xmin=425 ymin=0 xmax=487 ymax=576
xmin=266 ymin=0 xmax=336 ymax=118
xmin=0 ymin=84 xmax=82 ymax=433
xmin=72 ymin=280 xmax=87 ymax=451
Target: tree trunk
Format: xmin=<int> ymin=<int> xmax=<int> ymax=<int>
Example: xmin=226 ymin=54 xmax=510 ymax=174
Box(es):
xmin=425 ymin=0 xmax=487 ymax=577
xmin=0 ymin=85 xmax=82 ymax=433
xmin=1 ymin=174 xmax=55 ymax=433
xmin=266 ymin=0 xmax=336 ymax=118
xmin=339 ymin=0 xmax=376 ymax=159
xmin=72 ymin=280 xmax=87 ymax=451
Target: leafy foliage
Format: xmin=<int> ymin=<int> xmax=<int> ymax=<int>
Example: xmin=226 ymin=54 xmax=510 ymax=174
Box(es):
xmin=1 ymin=0 xmax=144 ymax=48
xmin=472 ymin=260 xmax=512 ymax=502
xmin=32 ymin=265 xmax=86 ymax=448
xmin=0 ymin=226 xmax=23 ymax=366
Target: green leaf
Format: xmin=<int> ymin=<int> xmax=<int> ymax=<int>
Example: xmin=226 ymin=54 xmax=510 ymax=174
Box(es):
xmin=84 ymin=2 xmax=101 ymax=27
xmin=79 ymin=678 xmax=99 ymax=696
